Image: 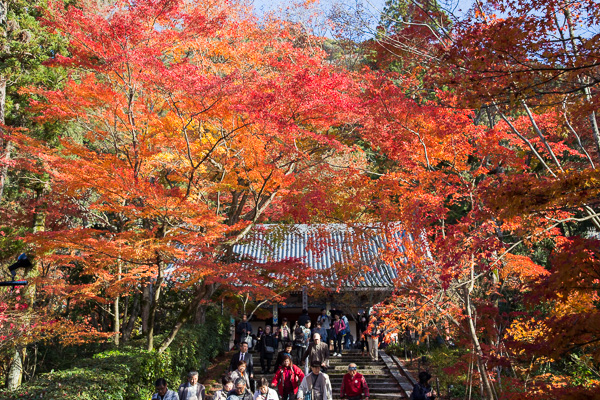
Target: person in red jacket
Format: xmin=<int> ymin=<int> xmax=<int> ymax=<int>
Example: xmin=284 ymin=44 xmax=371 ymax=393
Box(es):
xmin=340 ymin=363 xmax=370 ymax=400
xmin=271 ymin=354 xmax=305 ymax=400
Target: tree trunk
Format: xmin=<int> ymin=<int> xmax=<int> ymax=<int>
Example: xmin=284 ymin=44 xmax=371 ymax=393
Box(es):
xmin=146 ymin=279 xmax=162 ymax=351
xmin=158 ymin=283 xmax=215 ymax=353
xmin=114 ymin=261 xmax=122 ymax=346
xmin=0 ymin=70 xmax=7 ymax=200
xmin=464 ymin=287 xmax=496 ymax=400
xmin=101 ymin=305 xmax=109 ymax=332
xmin=0 ymin=138 xmax=12 ymax=201
xmin=146 ymin=257 xmax=164 ymax=351
xmin=562 ymin=5 xmax=600 ymax=164
xmin=194 ymin=304 xmax=207 ymax=324
xmin=122 ymin=292 xmax=140 ymax=342
xmin=114 ymin=296 xmax=120 ymax=346
xmin=141 ymin=281 xmax=151 ymax=335
xmin=6 ymin=347 xmax=24 ymax=390
xmin=122 ymin=295 xmax=129 ymax=331
xmin=8 ymin=188 xmax=46 ymax=390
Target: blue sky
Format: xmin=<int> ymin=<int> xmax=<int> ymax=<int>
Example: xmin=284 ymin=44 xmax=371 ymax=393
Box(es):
xmin=248 ymin=0 xmax=475 ymax=39
xmin=250 ymin=0 xmax=474 ymax=17
xmin=251 ymin=0 xmax=386 ymax=14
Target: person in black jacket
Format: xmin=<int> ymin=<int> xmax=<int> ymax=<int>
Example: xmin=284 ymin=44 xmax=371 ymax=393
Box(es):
xmin=230 ymin=342 xmax=254 ymax=384
xmin=297 ymin=309 xmax=310 ymax=327
xmin=236 ymin=314 xmax=253 ymax=349
xmin=259 ymin=325 xmax=278 ymax=374
xmin=275 ymin=341 xmax=294 ymax=370
xmin=411 ymin=371 xmax=435 ymax=400
xmin=356 ymin=315 xmax=369 ymax=355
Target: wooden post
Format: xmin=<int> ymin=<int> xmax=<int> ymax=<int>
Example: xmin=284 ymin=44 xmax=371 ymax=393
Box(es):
xmin=302 ymin=286 xmax=308 ymax=310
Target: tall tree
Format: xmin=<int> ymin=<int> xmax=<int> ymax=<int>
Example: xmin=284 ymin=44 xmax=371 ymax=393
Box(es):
xmin=0 ymin=0 xmax=67 ymax=390
xmin=12 ymin=0 xmax=363 ymax=355
xmin=360 ymin=0 xmax=600 ymax=396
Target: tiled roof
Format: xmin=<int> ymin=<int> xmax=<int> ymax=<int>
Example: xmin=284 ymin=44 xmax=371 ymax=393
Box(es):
xmin=232 ymin=224 xmax=409 ymax=289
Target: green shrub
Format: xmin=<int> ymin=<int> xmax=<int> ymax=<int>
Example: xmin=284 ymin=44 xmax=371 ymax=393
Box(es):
xmin=1 ymin=311 xmax=229 ymax=400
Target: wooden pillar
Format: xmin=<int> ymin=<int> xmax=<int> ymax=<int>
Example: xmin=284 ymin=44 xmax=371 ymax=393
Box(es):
xmin=302 ymin=286 xmax=308 ymax=310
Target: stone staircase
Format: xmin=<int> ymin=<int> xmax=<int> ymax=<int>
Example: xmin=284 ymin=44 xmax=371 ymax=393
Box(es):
xmin=252 ymin=349 xmax=414 ymax=400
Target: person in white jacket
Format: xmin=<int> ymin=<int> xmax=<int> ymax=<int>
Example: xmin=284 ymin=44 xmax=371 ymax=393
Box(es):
xmin=297 ymin=361 xmax=332 ymax=400
xmin=253 ymin=378 xmax=279 ymax=400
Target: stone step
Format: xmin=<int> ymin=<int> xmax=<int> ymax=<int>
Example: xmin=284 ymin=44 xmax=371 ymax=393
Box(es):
xmin=332 ymin=395 xmax=406 ymax=398
xmin=333 ymin=394 xmax=407 ymax=399
xmin=332 ymin=396 xmax=406 ymax=400
xmin=328 ymin=370 xmax=389 ymax=376
xmin=333 ymin=393 xmax=408 ymax=400
xmin=333 ymin=397 xmax=406 ymax=399
xmin=330 ymin=377 xmax=398 ymax=386
xmin=351 ymin=383 xmax=402 ymax=390
xmin=328 ymin=367 xmax=388 ymax=372
xmin=335 ymin=360 xmax=384 ymax=363
xmin=328 ymin=364 xmax=385 ymax=369
xmin=329 ymin=356 xmax=375 ymax=361
xmin=329 ymin=360 xmax=386 ymax=364
xmin=328 ymin=360 xmax=384 ymax=365
xmin=250 ymin=350 xmax=412 ymax=400
xmin=330 ymin=378 xmax=396 ymax=384
xmin=255 ymin=374 xmax=392 ymax=382
xmin=252 ymin=375 xmax=395 ymax=384
xmin=329 ymin=361 xmax=385 ymax=366
xmin=328 ymin=366 xmax=385 ymax=370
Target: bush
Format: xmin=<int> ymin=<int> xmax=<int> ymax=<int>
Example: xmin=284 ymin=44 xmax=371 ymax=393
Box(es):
xmin=1 ymin=311 xmax=229 ymax=400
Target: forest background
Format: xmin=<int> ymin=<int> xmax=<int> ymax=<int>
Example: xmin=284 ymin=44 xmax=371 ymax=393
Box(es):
xmin=0 ymin=0 xmax=599 ymax=399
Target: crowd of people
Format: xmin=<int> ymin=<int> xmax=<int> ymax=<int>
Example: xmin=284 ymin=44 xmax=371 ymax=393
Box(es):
xmin=234 ymin=309 xmax=383 ymax=372
xmin=151 ymin=309 xmax=435 ymax=400
xmin=151 ymin=362 xmax=372 ymax=400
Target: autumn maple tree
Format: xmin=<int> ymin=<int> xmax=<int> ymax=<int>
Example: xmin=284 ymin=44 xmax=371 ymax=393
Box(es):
xmin=2 ymin=0 xmax=599 ymax=397
xmin=331 ymin=0 xmax=600 ymax=398
xmin=2 ymin=0 xmax=367 ymax=377
xmin=436 ymin=1 xmax=600 ymax=393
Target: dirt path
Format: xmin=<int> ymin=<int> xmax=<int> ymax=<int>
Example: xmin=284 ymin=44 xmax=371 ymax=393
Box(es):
xmin=201 ymin=350 xmax=235 ymax=396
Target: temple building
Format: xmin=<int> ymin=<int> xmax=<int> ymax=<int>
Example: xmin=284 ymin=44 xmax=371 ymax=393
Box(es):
xmin=231 ymin=223 xmax=411 ymax=338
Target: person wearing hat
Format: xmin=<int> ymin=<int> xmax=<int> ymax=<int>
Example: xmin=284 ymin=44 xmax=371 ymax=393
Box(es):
xmin=311 ymin=321 xmax=328 ymax=346
xmin=410 ymin=371 xmax=436 ymax=400
xmin=340 ymin=364 xmax=369 ymax=400
xmin=301 ymin=333 xmax=330 ymax=373
xmin=297 ymin=360 xmax=332 ymax=400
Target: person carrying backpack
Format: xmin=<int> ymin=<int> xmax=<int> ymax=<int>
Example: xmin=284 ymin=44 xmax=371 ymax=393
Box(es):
xmin=293 ymin=322 xmax=306 ymax=365
xmin=341 ymin=314 xmax=351 ymax=350
xmin=332 ymin=315 xmax=346 ymax=357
